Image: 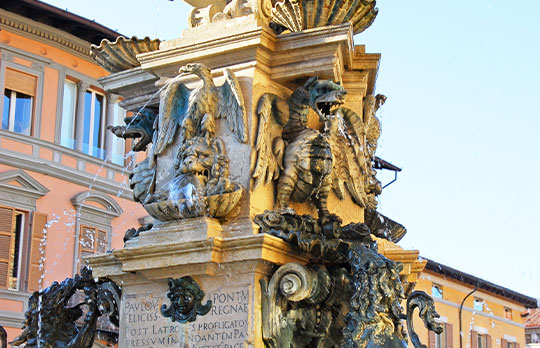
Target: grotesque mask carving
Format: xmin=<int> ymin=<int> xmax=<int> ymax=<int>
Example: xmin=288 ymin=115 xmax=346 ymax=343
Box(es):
xmin=161 ymin=276 xmax=212 ymax=323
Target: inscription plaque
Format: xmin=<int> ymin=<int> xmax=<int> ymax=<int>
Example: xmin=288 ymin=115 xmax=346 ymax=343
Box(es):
xmin=121 ymin=283 xmax=250 ymax=348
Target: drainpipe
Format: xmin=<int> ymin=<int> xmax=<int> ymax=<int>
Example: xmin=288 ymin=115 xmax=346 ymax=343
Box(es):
xmin=459 ymin=284 xmax=479 ymax=348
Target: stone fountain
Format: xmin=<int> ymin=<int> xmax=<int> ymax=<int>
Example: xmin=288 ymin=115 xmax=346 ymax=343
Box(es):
xmin=11 ymin=1 xmax=443 ymax=347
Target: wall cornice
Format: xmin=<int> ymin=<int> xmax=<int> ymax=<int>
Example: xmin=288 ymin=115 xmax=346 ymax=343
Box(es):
xmin=0 ymin=9 xmax=96 ymax=63
xmin=0 ymin=129 xmax=133 ymax=200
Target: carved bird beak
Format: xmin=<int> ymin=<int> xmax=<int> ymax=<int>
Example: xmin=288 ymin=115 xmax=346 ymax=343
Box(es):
xmin=178 ymin=66 xmax=190 ymax=76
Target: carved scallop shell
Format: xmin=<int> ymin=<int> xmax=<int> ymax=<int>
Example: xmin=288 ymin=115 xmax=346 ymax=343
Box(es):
xmin=90 ymin=36 xmax=160 ymax=73
xmin=143 ymin=185 xmax=243 ymax=221
xmin=271 ymin=0 xmax=378 ymax=34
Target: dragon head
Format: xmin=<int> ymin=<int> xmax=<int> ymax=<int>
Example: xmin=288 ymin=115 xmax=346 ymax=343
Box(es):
xmin=304 ymin=76 xmax=347 ymax=121
xmin=108 ymin=108 xmax=156 ymax=152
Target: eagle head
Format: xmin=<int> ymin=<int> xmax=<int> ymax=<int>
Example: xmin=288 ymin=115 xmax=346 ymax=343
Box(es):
xmin=179 ymin=63 xmax=212 ymax=79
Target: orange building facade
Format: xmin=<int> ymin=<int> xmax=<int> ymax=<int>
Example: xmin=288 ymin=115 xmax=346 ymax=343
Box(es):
xmin=411 ymin=259 xmax=537 ymax=348
xmin=0 ymin=1 xmax=146 ymax=343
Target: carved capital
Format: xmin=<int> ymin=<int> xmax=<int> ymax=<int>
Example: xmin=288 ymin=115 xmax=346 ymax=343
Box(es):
xmin=106 ymin=93 xmax=120 ymax=104
xmin=76 ymin=80 xmax=91 ymax=92
xmin=1 ymin=50 xmax=14 ymax=62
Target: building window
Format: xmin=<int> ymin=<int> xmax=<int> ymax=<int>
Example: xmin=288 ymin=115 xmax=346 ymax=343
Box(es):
xmin=81 ymin=90 xmax=106 ymax=159
xmin=436 ymin=327 xmax=447 ymax=348
xmin=79 ymin=225 xmax=107 ymax=257
xmin=0 ymin=207 xmax=26 ymax=290
xmin=2 ymin=68 xmax=37 ymax=136
xmin=473 ymin=298 xmax=484 ymax=311
xmin=111 ymin=104 xmax=126 ymax=165
xmin=503 ymin=307 xmax=512 ymax=320
xmin=432 ymin=284 xmax=443 ymax=299
xmin=506 ymin=342 xmax=516 ymax=348
xmin=477 ymin=334 xmax=488 ymax=348
xmin=77 ymin=225 xmax=108 ymax=270
xmin=60 ymin=80 xmax=77 ymax=149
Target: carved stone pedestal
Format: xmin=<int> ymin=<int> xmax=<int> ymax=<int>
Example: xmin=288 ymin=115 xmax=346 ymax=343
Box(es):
xmin=89 ymin=228 xmax=307 ymax=347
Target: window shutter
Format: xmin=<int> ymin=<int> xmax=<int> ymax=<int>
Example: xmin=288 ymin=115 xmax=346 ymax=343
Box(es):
xmin=501 ymin=338 xmax=507 ymax=348
xmin=471 ymin=331 xmax=478 ymax=348
xmin=27 ymin=212 xmax=47 ymax=291
xmin=96 ymin=229 xmax=107 ymax=254
xmin=429 ymin=331 xmax=436 ymax=348
xmin=0 ymin=207 xmax=15 ymax=289
xmin=5 ymin=68 xmax=37 ymax=96
xmin=79 ymin=226 xmax=96 ymax=258
xmin=486 ymin=335 xmax=492 ymax=348
xmin=446 ymin=323 xmax=453 ymax=348
xmin=516 ymin=342 xmax=520 ymax=348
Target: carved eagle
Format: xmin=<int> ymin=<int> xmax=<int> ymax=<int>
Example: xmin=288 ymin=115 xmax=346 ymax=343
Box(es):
xmin=151 ymin=63 xmax=248 ymax=159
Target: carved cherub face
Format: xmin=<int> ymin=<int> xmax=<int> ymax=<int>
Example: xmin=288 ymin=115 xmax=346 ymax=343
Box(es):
xmin=175 ymin=289 xmax=195 ymax=314
xmin=165 ymin=277 xmax=206 ymax=317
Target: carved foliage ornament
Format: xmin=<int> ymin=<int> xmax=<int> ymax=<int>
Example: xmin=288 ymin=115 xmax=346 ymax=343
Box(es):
xmin=257 ymin=211 xmax=442 ymax=348
xmin=10 ymin=267 xmax=121 ymax=348
xmin=161 ymin=276 xmax=212 ymax=323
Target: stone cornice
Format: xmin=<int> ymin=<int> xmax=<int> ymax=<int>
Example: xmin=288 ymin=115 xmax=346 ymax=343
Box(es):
xmin=87 ymin=233 xmax=308 ymax=279
xmin=0 ymin=310 xmax=24 ymax=328
xmin=0 ymin=9 xmax=96 ymax=63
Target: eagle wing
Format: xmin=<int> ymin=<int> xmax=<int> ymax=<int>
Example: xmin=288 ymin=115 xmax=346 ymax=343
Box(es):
xmin=152 ymin=80 xmax=190 ymax=156
xmin=250 ymin=93 xmax=289 ymax=191
xmin=216 ymin=69 xmax=248 ymax=143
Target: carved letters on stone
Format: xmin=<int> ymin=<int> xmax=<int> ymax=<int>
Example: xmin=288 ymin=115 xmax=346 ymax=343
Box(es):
xmin=123 ymin=284 xmax=250 ymax=347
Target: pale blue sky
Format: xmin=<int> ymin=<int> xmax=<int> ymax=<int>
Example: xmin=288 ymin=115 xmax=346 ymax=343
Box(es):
xmin=42 ymin=0 xmax=540 ymax=299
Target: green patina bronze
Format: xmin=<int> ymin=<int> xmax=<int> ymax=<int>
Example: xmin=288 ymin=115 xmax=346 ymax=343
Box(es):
xmin=161 ymin=276 xmax=212 ymax=323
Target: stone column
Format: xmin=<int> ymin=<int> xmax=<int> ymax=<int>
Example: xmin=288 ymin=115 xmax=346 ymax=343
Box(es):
xmin=75 ymin=81 xmax=90 ymax=152
xmin=105 ymin=93 xmax=119 ymax=161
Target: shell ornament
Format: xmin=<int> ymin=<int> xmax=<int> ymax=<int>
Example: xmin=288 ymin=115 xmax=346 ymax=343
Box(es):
xmin=271 ymin=0 xmax=378 ymax=34
xmin=90 ymin=36 xmax=160 ymax=73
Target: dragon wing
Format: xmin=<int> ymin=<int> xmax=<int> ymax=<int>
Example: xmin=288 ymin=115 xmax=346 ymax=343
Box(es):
xmin=251 ymin=93 xmax=289 ymax=191
xmin=363 ymin=94 xmax=384 ymax=157
xmin=327 ymin=107 xmax=370 ymax=207
xmin=152 ymin=80 xmax=190 ymax=156
xmin=216 ymin=69 xmax=248 ymax=143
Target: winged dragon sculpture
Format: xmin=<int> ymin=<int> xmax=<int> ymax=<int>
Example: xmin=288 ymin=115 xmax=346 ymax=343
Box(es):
xmin=251 ymin=77 xmax=385 ymax=218
xmin=111 ymin=63 xmax=248 ymax=221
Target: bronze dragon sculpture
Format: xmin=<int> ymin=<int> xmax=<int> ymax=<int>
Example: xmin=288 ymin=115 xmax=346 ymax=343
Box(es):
xmin=10 ymin=267 xmax=120 ymax=348
xmin=251 ymin=77 xmax=386 ymax=218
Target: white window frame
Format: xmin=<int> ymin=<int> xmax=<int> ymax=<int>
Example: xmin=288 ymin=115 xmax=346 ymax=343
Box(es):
xmin=3 ymin=89 xmax=34 ymax=135
xmin=82 ymin=89 xmax=106 ymax=157
xmin=10 ymin=210 xmax=26 ymax=291
xmin=60 ymin=79 xmax=77 ymax=148
xmin=111 ymin=103 xmax=126 ymax=165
